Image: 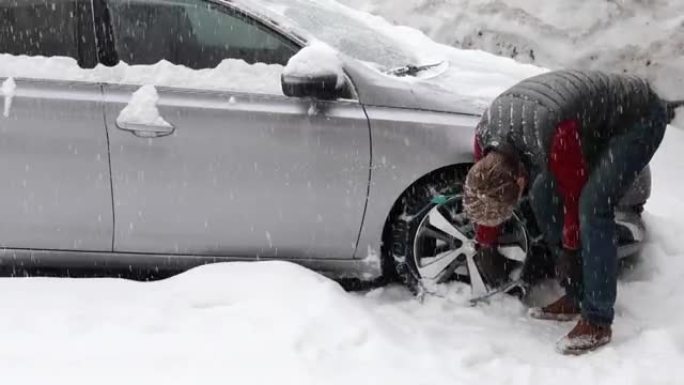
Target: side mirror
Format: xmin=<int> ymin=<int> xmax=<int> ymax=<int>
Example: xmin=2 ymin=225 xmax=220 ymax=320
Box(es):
xmin=281 ymin=42 xmax=347 ymax=100
xmin=281 ymin=73 xmax=343 ymax=100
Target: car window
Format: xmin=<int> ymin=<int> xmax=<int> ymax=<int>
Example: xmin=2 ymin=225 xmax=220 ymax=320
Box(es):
xmin=107 ymin=0 xmax=300 ymax=69
xmin=251 ymin=0 xmax=418 ymax=70
xmin=0 ymin=0 xmax=83 ymax=60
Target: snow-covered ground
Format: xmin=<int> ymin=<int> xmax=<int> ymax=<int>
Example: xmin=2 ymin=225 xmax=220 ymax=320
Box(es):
xmin=1 ymin=0 xmax=683 ymax=383
xmin=1 ymin=126 xmax=682 ymax=385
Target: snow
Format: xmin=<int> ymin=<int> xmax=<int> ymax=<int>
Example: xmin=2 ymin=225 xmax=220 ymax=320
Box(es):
xmin=1 ymin=76 xmax=15 ymax=118
xmin=0 ymin=0 xmax=547 ymax=108
xmin=283 ymin=41 xmax=345 ymax=88
xmin=0 ymin=0 xmax=682 ymax=382
xmin=246 ymin=0 xmax=545 ymax=104
xmin=361 ymin=245 xmax=382 ymax=280
xmin=116 ymin=85 xmax=172 ymax=134
xmin=0 ymin=55 xmax=284 ymax=95
xmin=335 ymin=0 xmax=684 ymax=100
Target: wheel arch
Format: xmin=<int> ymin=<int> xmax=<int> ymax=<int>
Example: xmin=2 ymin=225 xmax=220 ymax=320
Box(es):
xmin=351 ymin=106 xmax=482 ymax=280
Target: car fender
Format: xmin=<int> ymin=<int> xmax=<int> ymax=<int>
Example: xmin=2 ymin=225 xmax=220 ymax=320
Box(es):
xmin=355 ymin=106 xmax=480 ymax=266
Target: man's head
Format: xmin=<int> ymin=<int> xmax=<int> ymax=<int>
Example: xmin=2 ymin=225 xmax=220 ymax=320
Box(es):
xmin=464 ymin=151 xmax=526 ymax=227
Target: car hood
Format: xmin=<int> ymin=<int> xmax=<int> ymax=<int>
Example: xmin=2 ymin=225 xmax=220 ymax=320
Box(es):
xmin=344 ymin=59 xmax=485 ymax=116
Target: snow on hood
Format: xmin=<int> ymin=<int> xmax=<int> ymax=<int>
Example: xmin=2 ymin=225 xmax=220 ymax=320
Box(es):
xmin=237 ymin=0 xmax=546 ymax=105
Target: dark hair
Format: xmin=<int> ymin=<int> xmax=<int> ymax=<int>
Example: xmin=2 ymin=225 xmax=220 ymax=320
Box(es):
xmin=463 ymin=151 xmax=522 ymax=226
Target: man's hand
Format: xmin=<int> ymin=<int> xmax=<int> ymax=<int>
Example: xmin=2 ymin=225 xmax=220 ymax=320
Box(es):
xmin=474 ymin=244 xmax=514 ymax=289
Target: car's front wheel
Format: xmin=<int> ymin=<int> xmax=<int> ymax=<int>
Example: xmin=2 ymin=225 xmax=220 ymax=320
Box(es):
xmin=386 ymin=167 xmax=531 ymax=297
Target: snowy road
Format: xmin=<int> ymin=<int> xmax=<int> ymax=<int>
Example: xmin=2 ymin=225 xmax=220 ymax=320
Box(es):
xmin=1 ymin=127 xmax=682 ymax=385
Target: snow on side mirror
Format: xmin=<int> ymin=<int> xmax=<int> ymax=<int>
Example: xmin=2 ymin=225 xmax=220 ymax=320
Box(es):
xmin=281 ymin=42 xmax=346 ymax=100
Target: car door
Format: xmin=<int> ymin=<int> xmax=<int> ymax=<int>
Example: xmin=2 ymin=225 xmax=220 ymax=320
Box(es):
xmin=101 ymin=0 xmax=370 ymax=259
xmin=0 ymin=0 xmax=113 ymax=251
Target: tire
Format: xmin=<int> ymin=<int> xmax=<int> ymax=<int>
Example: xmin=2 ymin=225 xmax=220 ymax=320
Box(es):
xmin=386 ymin=167 xmax=468 ymax=294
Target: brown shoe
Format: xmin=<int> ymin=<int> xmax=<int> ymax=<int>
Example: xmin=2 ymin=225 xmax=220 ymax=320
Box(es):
xmin=528 ymin=295 xmax=580 ymax=322
xmin=556 ymin=318 xmax=612 ymax=355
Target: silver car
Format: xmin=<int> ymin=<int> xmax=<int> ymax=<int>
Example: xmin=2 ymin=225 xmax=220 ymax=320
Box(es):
xmin=0 ymin=0 xmax=649 ymax=293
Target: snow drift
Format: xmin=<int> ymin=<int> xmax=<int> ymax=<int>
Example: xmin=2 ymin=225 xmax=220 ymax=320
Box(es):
xmin=337 ymin=0 xmax=684 ymax=101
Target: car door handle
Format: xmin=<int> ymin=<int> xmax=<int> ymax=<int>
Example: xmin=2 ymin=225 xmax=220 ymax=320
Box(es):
xmin=115 ymin=120 xmax=176 ymax=138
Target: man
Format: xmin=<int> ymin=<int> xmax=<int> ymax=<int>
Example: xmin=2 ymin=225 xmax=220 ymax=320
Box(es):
xmin=463 ymin=70 xmax=679 ymax=355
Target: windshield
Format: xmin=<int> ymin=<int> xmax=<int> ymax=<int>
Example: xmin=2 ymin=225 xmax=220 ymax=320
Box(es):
xmin=243 ymin=0 xmax=420 ymax=69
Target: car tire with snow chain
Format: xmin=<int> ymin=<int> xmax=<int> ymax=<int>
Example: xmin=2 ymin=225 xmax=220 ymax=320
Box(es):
xmin=386 ymin=167 xmax=469 ymax=295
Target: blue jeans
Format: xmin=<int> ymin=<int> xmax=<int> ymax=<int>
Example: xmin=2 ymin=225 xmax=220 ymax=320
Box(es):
xmin=530 ymin=102 xmax=667 ymax=325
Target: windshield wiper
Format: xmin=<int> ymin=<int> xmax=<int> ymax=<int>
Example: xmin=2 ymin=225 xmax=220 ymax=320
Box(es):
xmin=386 ymin=61 xmax=445 ymax=77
